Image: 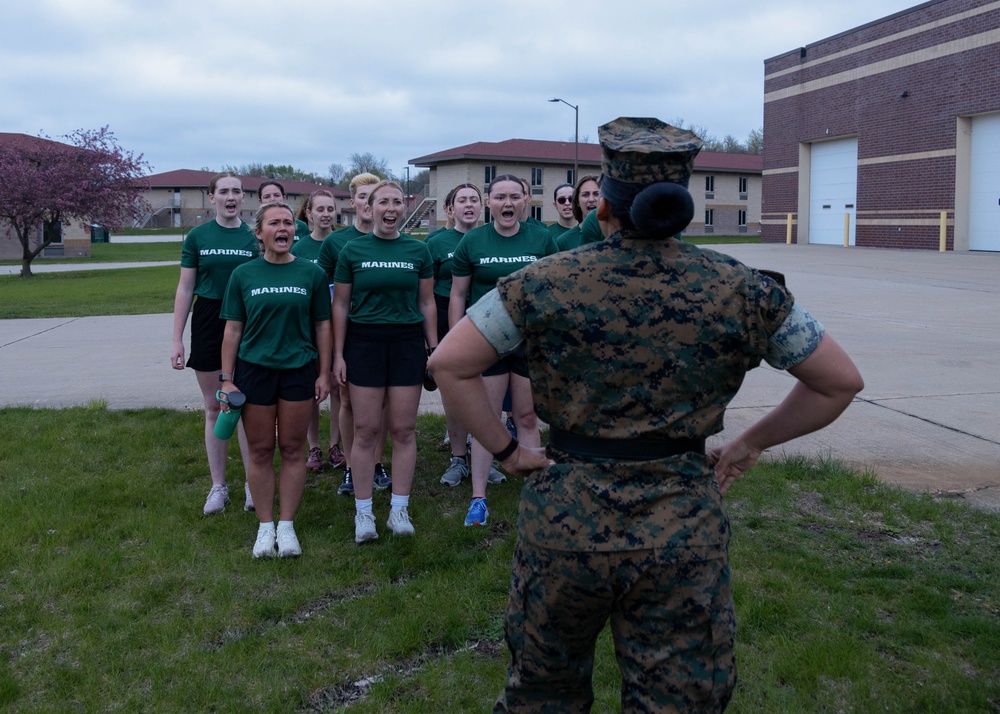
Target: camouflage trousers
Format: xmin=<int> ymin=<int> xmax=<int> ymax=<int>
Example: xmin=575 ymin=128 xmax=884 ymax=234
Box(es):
xmin=494 ymin=539 xmax=736 ymax=713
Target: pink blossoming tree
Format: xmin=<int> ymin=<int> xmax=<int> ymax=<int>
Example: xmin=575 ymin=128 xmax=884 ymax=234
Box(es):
xmin=0 ymin=127 xmax=150 ymax=277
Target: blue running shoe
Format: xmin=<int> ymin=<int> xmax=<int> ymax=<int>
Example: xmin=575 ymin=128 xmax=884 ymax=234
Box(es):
xmin=506 ymin=416 xmax=517 ymax=440
xmin=464 ymin=497 xmax=488 ymax=527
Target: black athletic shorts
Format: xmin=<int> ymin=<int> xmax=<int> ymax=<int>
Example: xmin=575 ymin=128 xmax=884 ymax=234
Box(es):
xmin=483 ymin=344 xmax=530 ymax=378
xmin=345 ymin=322 xmax=426 ymax=388
xmin=186 ymin=297 xmax=225 ymax=372
xmin=234 ymin=358 xmax=317 ymax=406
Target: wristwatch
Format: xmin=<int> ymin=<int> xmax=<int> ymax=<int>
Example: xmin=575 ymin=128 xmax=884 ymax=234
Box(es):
xmin=219 ymin=372 xmax=233 ymax=382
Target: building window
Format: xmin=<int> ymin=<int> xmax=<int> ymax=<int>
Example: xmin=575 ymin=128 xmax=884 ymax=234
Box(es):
xmin=705 ymin=175 xmax=715 ymax=193
xmin=738 ymin=210 xmax=747 ymax=226
xmin=705 ymin=209 xmax=714 ymax=226
xmin=484 ymin=207 xmax=492 ymax=223
xmin=531 ymin=205 xmax=542 ymax=221
xmin=738 ymin=176 xmax=748 ymax=194
xmin=566 ymin=168 xmax=575 ymax=184
xmin=531 ymin=167 xmax=543 ymax=186
xmin=484 ymin=165 xmax=496 ymax=185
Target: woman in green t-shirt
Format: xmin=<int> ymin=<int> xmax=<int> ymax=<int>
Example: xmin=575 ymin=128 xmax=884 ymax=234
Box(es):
xmin=170 ymin=172 xmax=258 ymax=516
xmin=425 ymin=183 xmax=483 ymax=488
xmin=557 ymin=175 xmax=601 ymax=252
xmin=291 ymin=189 xmax=345 ymax=473
xmin=220 ymin=202 xmax=332 ymax=559
xmin=332 ymin=181 xmax=437 ymax=544
xmin=447 ymin=175 xmax=558 ymax=528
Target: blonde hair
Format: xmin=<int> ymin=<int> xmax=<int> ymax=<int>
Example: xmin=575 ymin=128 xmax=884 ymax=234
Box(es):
xmin=349 ymin=172 xmax=380 ymax=199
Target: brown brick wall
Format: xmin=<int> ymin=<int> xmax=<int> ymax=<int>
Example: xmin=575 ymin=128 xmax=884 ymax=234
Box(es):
xmin=762 ymin=0 xmax=1000 ymax=249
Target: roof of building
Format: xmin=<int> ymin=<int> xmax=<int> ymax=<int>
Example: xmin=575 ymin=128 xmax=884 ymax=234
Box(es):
xmin=0 ymin=132 xmax=91 ymax=154
xmin=144 ymin=169 xmax=350 ymax=198
xmin=410 ymin=138 xmax=761 ymax=173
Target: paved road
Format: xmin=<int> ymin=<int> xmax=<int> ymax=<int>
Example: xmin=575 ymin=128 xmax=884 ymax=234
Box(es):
xmin=2 ymin=244 xmax=998 ymax=509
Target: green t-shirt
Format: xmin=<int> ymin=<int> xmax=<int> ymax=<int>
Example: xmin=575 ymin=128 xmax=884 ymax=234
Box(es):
xmin=334 ymin=234 xmax=433 ymax=325
xmin=557 ymin=210 xmax=603 ymax=251
xmin=424 ymin=227 xmax=468 ymax=299
xmin=547 ymin=222 xmax=572 ymax=240
xmin=317 ymin=224 xmax=366 ymax=279
xmin=425 ymin=226 xmax=448 ymax=242
xmin=180 ymin=220 xmax=259 ymax=300
xmin=557 ymin=225 xmax=582 ymax=252
xmin=295 ymin=219 xmax=310 ymax=239
xmin=579 ymin=209 xmax=603 ymax=245
xmin=221 ymin=257 xmax=331 ymax=369
xmin=290 ymin=234 xmax=327 ymax=264
xmin=452 ymin=222 xmax=559 ymax=307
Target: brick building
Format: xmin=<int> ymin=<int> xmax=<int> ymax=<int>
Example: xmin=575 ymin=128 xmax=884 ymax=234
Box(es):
xmin=410 ymin=139 xmax=762 ymax=236
xmin=140 ymin=170 xmax=351 ymax=230
xmin=762 ymin=0 xmax=1000 ymax=251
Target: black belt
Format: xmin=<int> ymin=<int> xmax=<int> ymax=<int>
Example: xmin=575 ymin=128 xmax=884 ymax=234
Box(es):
xmin=547 ymin=428 xmax=705 ymax=461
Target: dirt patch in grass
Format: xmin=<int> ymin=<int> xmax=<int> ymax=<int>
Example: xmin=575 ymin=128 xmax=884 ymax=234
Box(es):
xmin=302 ymin=639 xmax=504 ymax=711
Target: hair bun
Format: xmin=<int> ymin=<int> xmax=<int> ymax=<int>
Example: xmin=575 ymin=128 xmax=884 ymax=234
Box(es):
xmin=629 ymin=183 xmax=694 ymax=237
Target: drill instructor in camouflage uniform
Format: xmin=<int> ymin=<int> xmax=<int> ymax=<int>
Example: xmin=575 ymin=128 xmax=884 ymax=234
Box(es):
xmin=429 ymin=117 xmax=863 ymax=713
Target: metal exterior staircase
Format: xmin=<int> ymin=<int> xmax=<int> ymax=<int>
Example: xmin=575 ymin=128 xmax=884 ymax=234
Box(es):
xmin=402 ymin=198 xmax=435 ymax=234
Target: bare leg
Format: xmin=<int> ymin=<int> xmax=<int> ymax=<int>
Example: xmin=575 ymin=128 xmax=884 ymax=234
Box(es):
xmin=470 ymin=373 xmax=509 ymax=499
xmin=276 ymin=398 xmax=313 ymax=521
xmin=348 ymin=383 xmax=387 ymax=501
xmin=386 ymin=385 xmax=422 ymax=497
xmin=509 ymin=373 xmax=540 ymax=449
xmin=196 ymin=370 xmax=229 ymax=486
xmin=241 ymin=402 xmax=278 ymax=523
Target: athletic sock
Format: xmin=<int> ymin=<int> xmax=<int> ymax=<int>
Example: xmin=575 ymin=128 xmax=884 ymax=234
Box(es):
xmin=390 ymin=494 xmax=409 ymax=509
xmin=355 ymin=498 xmax=373 ymax=515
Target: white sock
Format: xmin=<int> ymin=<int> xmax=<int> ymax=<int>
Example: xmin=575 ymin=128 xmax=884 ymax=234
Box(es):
xmin=390 ymin=494 xmax=409 ymax=509
xmin=257 ymin=521 xmax=275 ymax=534
xmin=277 ymin=520 xmax=294 ymax=531
xmin=355 ymin=498 xmax=373 ymax=515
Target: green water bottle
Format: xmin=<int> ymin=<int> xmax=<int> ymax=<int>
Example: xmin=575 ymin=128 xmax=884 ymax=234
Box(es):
xmin=214 ymin=390 xmax=246 ymax=440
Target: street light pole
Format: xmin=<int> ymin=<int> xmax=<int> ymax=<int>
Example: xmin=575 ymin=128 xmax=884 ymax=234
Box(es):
xmin=403 ymin=166 xmax=411 ymax=218
xmin=549 ymin=98 xmax=579 ymax=184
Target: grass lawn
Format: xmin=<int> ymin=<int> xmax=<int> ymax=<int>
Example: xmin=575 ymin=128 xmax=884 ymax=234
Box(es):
xmin=0 ymin=265 xmax=178 ymax=318
xmin=1 ymin=408 xmax=998 ymax=712
xmin=0 ymin=237 xmax=761 ymax=320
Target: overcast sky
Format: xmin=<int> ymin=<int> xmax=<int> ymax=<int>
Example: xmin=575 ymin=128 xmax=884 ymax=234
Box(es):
xmin=2 ymin=0 xmax=921 ymax=179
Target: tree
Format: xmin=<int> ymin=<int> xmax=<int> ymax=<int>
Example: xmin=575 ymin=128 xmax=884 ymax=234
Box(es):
xmin=339 ymin=152 xmax=393 ymax=188
xmin=0 ymin=127 xmax=150 ymax=277
xmin=745 ymin=128 xmax=763 ymax=155
xmin=328 ymin=162 xmax=346 ymax=186
xmin=220 ymin=163 xmax=330 ymax=185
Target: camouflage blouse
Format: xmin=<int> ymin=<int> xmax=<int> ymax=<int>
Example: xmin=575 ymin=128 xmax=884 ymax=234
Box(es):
xmin=480 ymin=232 xmax=822 ymax=552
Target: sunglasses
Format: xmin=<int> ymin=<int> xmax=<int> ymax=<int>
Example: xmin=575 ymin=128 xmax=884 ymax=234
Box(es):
xmin=556 ymin=196 xmax=573 ymax=204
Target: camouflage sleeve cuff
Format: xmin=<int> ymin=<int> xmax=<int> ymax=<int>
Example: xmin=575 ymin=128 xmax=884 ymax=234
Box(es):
xmin=465 ymin=288 xmax=524 ymax=356
xmin=764 ymin=303 xmax=825 ymax=370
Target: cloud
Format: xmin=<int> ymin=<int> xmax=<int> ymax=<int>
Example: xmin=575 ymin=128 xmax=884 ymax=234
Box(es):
xmin=0 ymin=0 xmax=921 ymax=177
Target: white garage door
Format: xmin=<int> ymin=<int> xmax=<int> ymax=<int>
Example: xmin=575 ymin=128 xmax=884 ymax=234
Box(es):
xmin=809 ymin=138 xmax=858 ymax=246
xmin=970 ymin=113 xmax=1000 ymax=252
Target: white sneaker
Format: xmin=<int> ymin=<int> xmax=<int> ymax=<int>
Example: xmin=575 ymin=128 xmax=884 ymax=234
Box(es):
xmin=387 ymin=506 xmax=415 ymax=536
xmin=253 ymin=527 xmax=277 ymax=558
xmin=488 ymin=463 xmax=507 ymax=484
xmin=276 ymin=525 xmax=302 ymax=558
xmin=355 ymin=512 xmax=378 ymax=543
xmin=243 ymin=481 xmax=255 ymax=512
xmin=203 ymin=484 xmax=229 ymax=514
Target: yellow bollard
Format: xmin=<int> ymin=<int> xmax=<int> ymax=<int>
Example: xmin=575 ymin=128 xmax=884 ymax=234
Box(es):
xmin=843 ymin=213 xmax=850 ymax=247
xmin=939 ymin=211 xmax=948 ymax=252
xmin=786 ymin=213 xmax=793 ymax=244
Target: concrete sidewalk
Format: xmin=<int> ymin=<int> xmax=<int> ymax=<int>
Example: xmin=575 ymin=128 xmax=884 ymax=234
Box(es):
xmin=0 ymin=261 xmax=178 ymax=275
xmin=1 ymin=244 xmax=998 ymax=508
